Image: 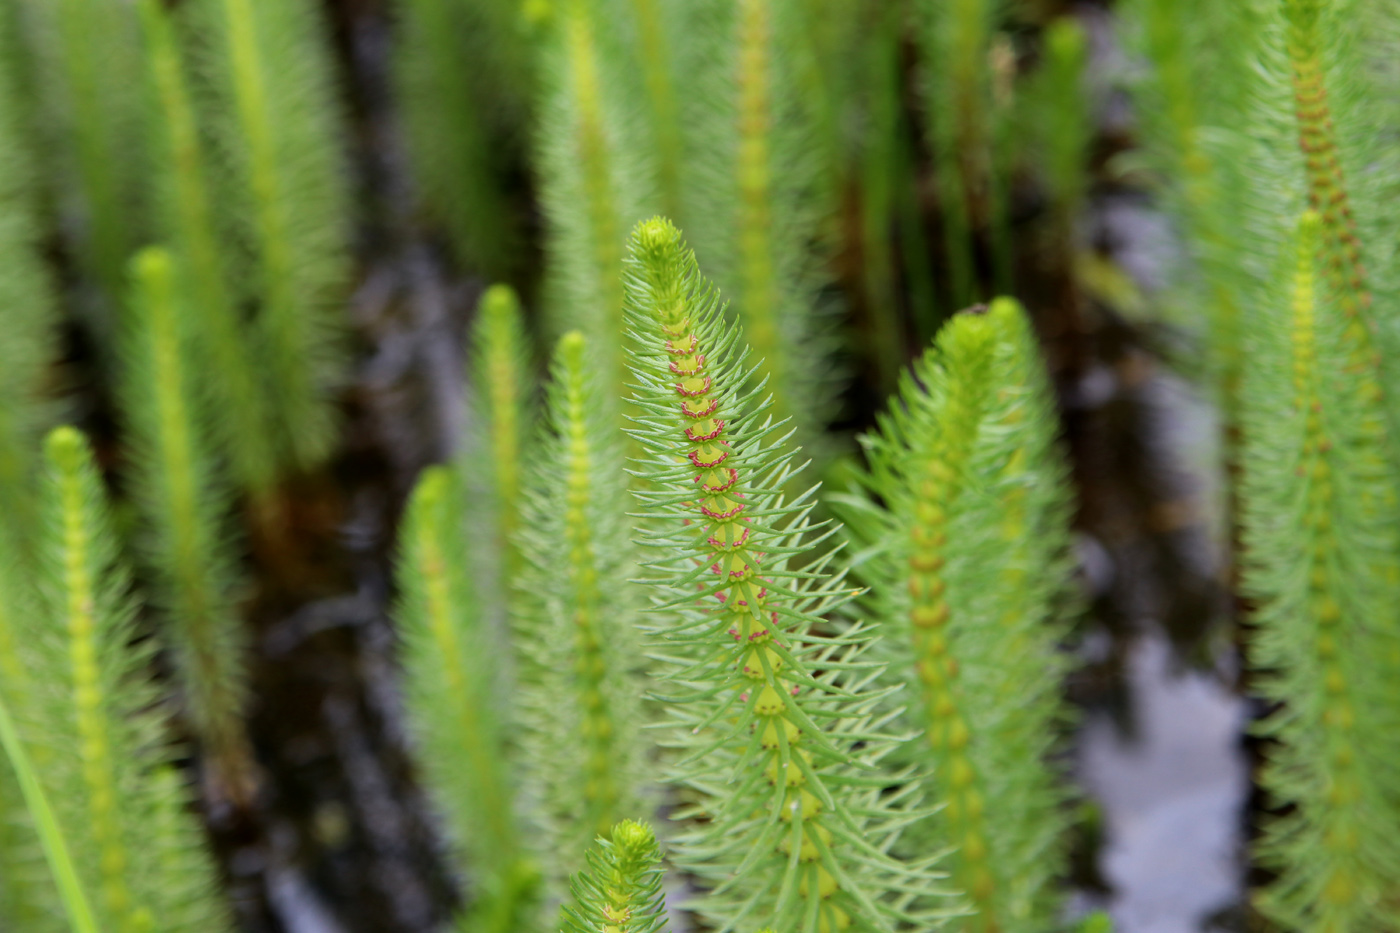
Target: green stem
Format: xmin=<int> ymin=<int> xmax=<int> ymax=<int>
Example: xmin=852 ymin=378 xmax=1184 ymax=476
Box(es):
xmin=127 ymin=249 xmax=251 ymax=793
xmin=48 ymin=429 xmax=148 ymax=933
xmin=629 ymin=0 xmax=683 ymax=224
xmin=140 ymin=0 xmax=277 ymax=498
xmin=566 ymin=3 xmax=627 ymax=405
xmin=903 ymin=314 xmax=999 ymax=930
xmin=557 ymin=333 xmax=619 ymax=835
xmin=633 ymin=219 xmax=850 ymax=931
xmin=0 ymin=690 xmax=101 ymax=933
xmin=734 ymin=0 xmax=788 ymax=428
xmin=1285 ymin=0 xmax=1376 ymax=381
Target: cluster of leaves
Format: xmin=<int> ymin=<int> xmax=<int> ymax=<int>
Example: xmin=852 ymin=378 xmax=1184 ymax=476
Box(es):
xmin=1125 ymin=0 xmax=1400 ymax=929
xmin=392 ymin=214 xmax=1079 ymax=933
xmin=12 ymin=0 xmax=1400 ymax=932
xmin=0 ymin=0 xmax=350 ymax=927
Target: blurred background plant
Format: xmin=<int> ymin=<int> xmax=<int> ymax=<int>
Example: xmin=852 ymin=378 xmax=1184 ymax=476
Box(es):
xmin=0 ymin=0 xmax=1395 ymax=930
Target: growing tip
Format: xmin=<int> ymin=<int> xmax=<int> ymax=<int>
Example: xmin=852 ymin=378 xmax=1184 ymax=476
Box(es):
xmin=611 ymin=818 xmax=655 ymax=852
xmin=559 ymin=329 xmax=588 ymax=364
xmin=132 ymin=246 xmax=175 ymax=287
xmin=986 ymin=296 xmax=1024 ymax=326
xmin=480 ymin=284 xmax=522 ymax=324
xmin=410 ymin=465 xmax=453 ymax=512
xmin=633 ymin=216 xmax=682 ymax=255
xmin=44 ymin=425 xmax=88 ymax=469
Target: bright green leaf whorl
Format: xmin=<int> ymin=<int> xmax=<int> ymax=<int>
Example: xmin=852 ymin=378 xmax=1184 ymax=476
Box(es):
xmin=0 ymin=8 xmax=58 ymax=553
xmin=0 ymin=531 xmax=61 ymax=930
xmin=682 ymin=0 xmax=840 ymax=461
xmin=1119 ymin=0 xmax=1259 ymax=400
xmin=0 ymin=683 xmax=97 ymax=933
xmin=395 ymin=0 xmax=532 ymax=280
xmin=24 ymin=0 xmax=148 ymax=325
xmin=511 ymin=330 xmax=651 ymax=907
xmin=470 ymin=284 xmax=534 ymax=566
xmin=623 ymin=217 xmax=939 ymax=933
xmin=138 ymin=0 xmax=278 ymax=501
xmin=918 ymin=0 xmax=1013 ymax=302
xmin=1241 ymin=212 xmax=1400 ymax=932
xmin=396 ymin=466 xmax=538 ymax=933
xmin=842 ymin=298 xmax=1075 ymax=933
xmin=28 ymin=426 xmax=229 ymax=933
xmin=188 ymin=0 xmax=350 ymax=473
xmin=559 ymin=820 xmax=668 ymax=933
xmin=535 ymin=0 xmax=650 ymax=409
xmin=118 ymin=247 xmax=253 ymax=802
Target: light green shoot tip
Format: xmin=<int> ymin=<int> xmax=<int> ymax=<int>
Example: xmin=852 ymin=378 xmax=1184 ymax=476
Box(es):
xmin=559 ymin=329 xmax=588 ymax=365
xmin=634 ymin=216 xmax=681 ymax=253
xmin=44 ymin=426 xmax=86 ymax=467
xmin=412 ymin=465 xmax=453 ymax=510
xmin=481 ymin=283 xmax=521 ymax=322
xmin=610 ymin=818 xmax=654 ymax=855
xmin=131 ymin=245 xmax=174 ymax=283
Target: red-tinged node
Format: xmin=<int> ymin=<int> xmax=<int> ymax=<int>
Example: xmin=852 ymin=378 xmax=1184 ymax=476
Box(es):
xmin=676 ymin=376 xmax=713 ymax=397
xmin=700 ymin=501 xmax=746 ymax=520
xmin=708 ymin=527 xmax=752 ymax=551
xmin=669 ymin=355 xmax=707 ymax=376
xmin=702 ymin=468 xmax=739 ymax=493
xmin=686 ymin=420 xmax=726 ymax=442
xmin=689 ymin=448 xmax=730 ymax=469
xmin=682 ymin=398 xmax=719 ymax=418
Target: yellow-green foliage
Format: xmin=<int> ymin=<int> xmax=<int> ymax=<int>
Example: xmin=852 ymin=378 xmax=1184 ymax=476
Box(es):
xmin=19 ymin=0 xmax=147 ymax=326
xmin=919 ymin=0 xmax=1014 ymax=302
xmin=559 ymin=820 xmax=668 ymax=933
xmin=842 ymin=299 xmax=1074 ymax=933
xmin=188 ymin=0 xmax=350 ymax=473
xmin=0 ymin=538 xmax=62 ymax=931
xmin=1119 ymin=0 xmax=1265 ymax=402
xmin=1241 ymin=213 xmax=1400 ymax=933
xmin=138 ymin=0 xmax=278 ymax=500
xmin=626 ymin=0 xmax=684 ymax=223
xmin=1219 ymin=3 xmax=1400 ymax=920
xmin=396 ymin=468 xmax=538 ymax=933
xmin=683 ymin=0 xmax=839 ymax=458
xmin=0 ymin=3 xmax=58 ymax=549
xmin=624 ymin=218 xmax=937 ymax=933
xmin=470 ymin=284 xmax=534 ymax=568
xmin=0 ymin=683 xmax=98 ymax=933
xmin=512 ymin=332 xmax=650 ymax=907
xmin=536 ymin=0 xmax=651 ymax=407
xmin=1027 ymin=19 xmax=1090 ymax=229
xmin=854 ymin=0 xmax=917 ymax=385
xmin=22 ymin=427 xmax=229 ymax=933
xmin=118 ymin=248 xmax=252 ymax=798
xmin=395 ymin=0 xmax=533 ymax=280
